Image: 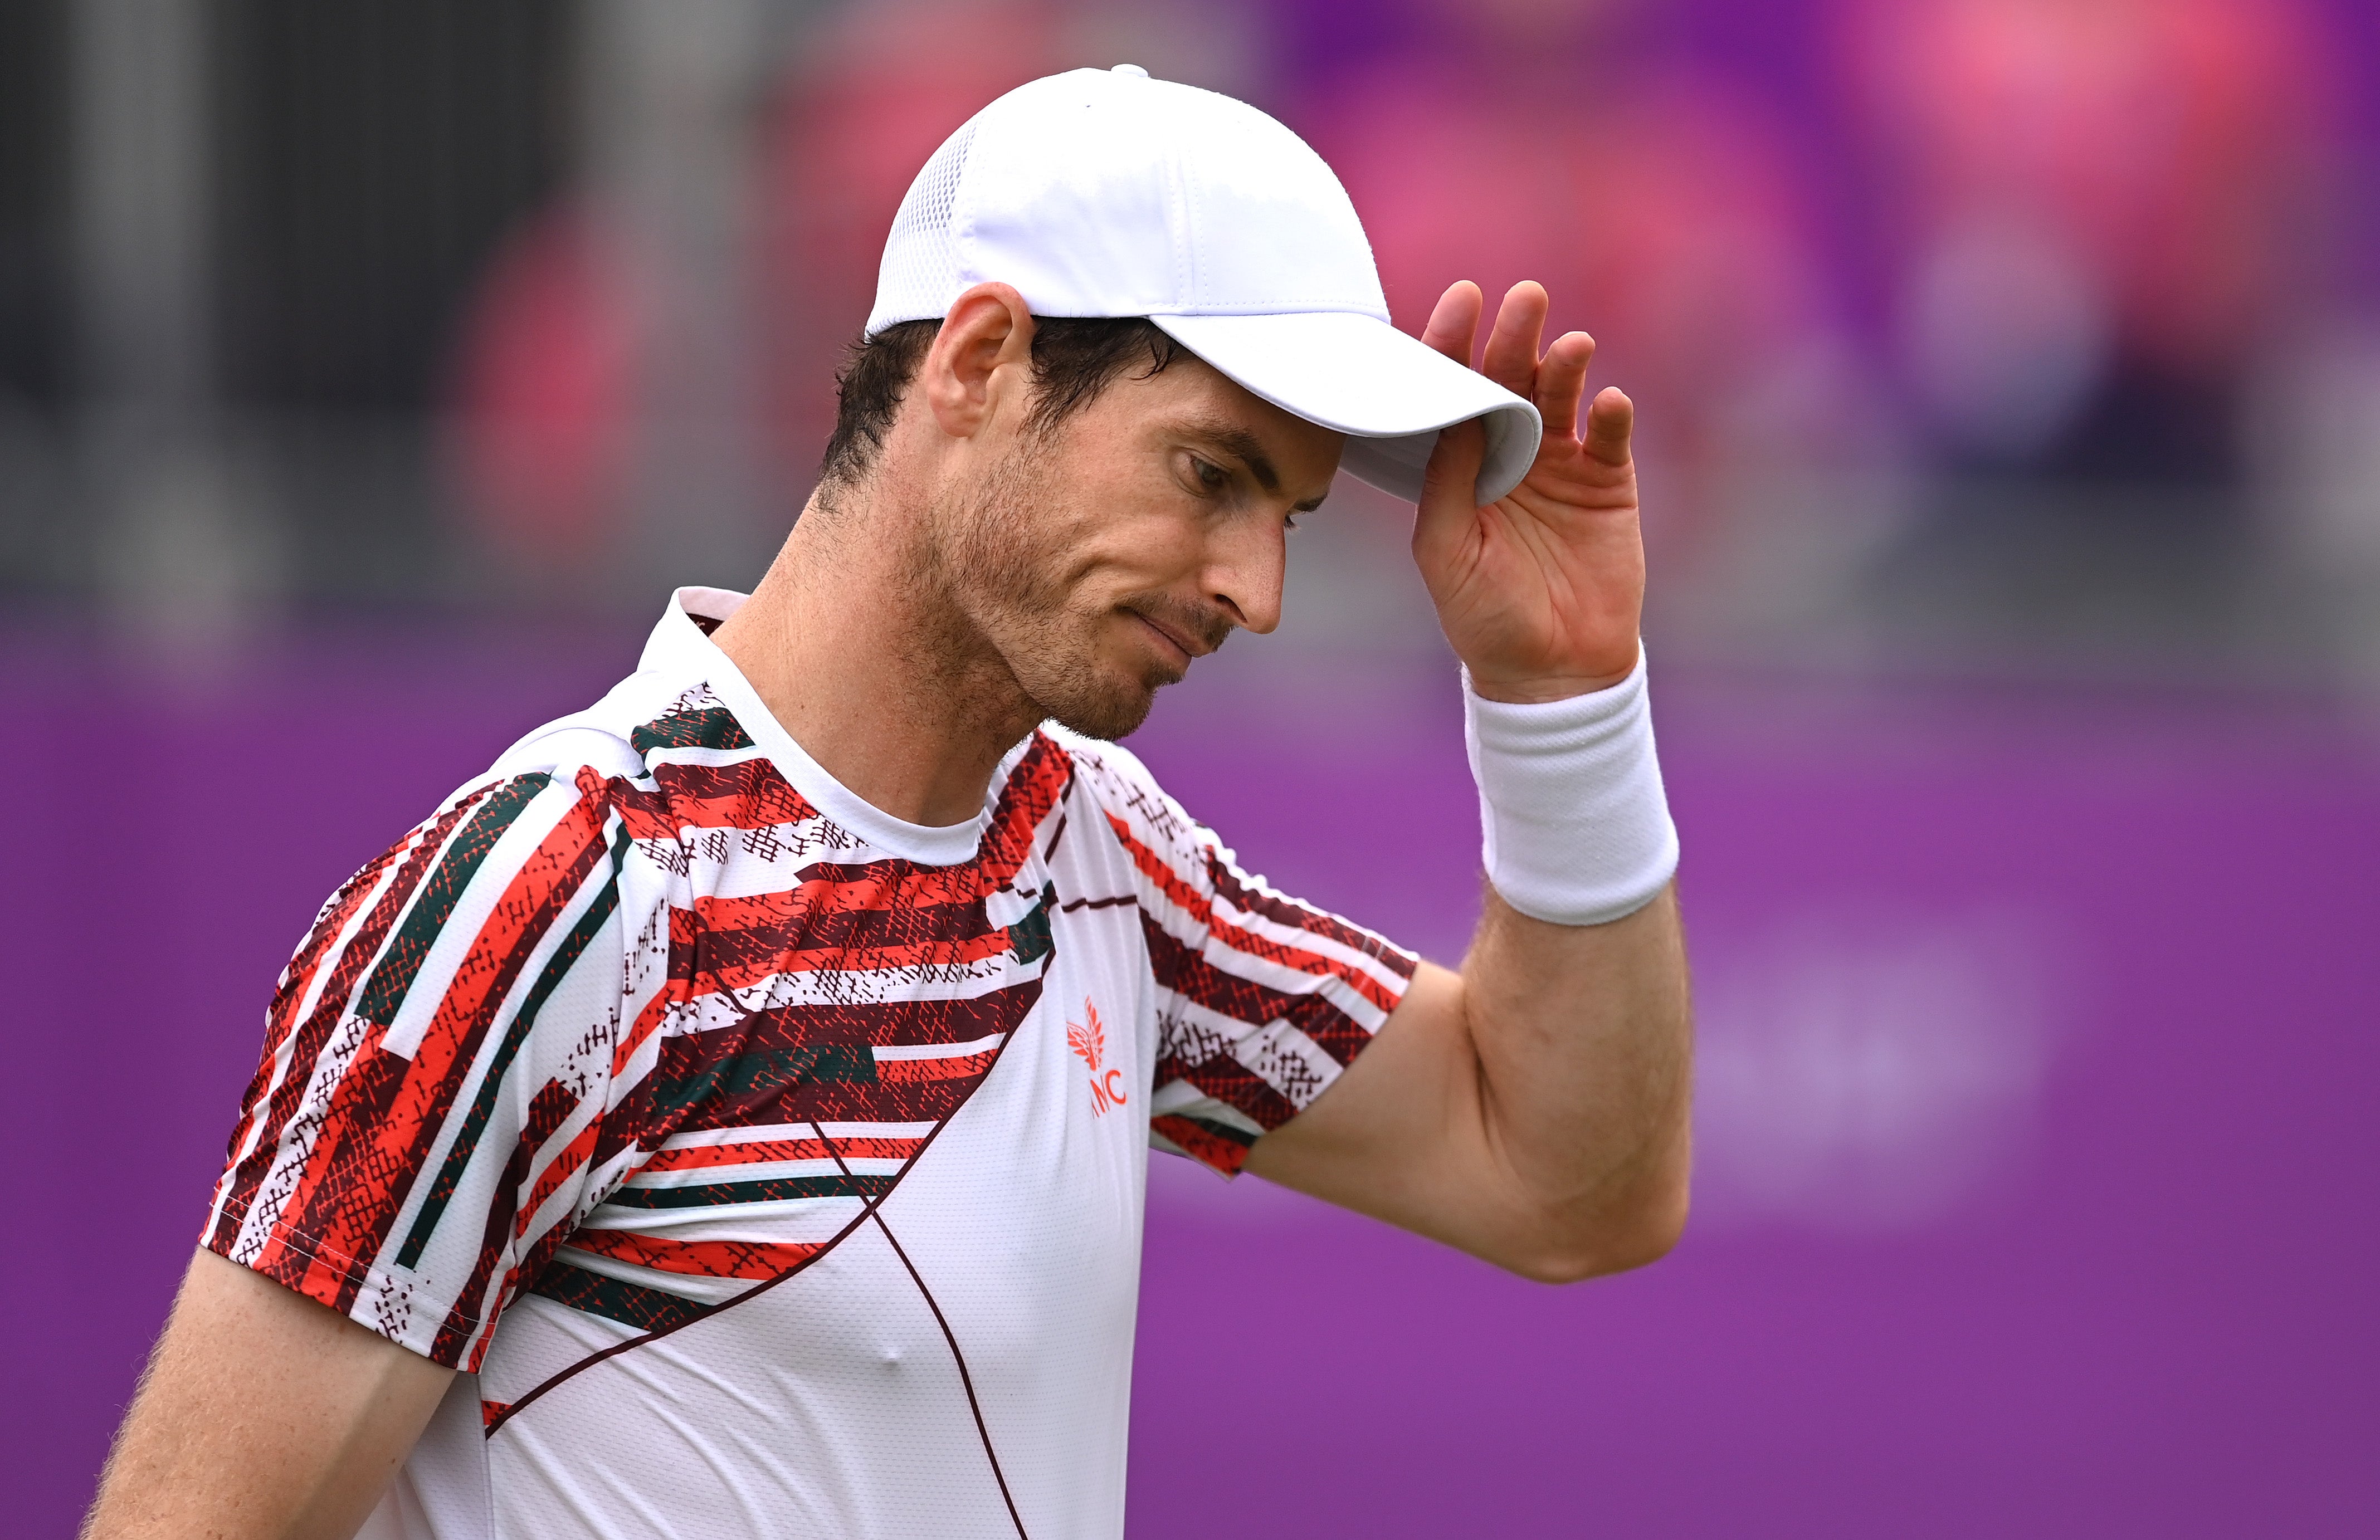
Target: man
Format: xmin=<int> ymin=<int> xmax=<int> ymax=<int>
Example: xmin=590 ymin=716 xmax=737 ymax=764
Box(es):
xmin=86 ymin=66 xmax=1689 ymax=1540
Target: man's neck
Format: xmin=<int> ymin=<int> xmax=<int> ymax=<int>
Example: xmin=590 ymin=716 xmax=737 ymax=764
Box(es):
xmin=710 ymin=488 xmax=1041 ymax=829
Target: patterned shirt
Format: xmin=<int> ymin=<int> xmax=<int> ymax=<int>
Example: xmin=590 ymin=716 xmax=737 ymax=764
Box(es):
xmin=204 ymin=588 xmax=1417 ymax=1540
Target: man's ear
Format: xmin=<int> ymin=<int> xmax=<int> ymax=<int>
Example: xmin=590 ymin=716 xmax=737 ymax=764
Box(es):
xmin=922 ymin=283 xmax=1036 ymax=441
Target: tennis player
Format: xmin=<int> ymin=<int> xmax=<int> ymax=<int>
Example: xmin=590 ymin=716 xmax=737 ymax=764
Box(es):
xmin=86 ymin=66 xmax=1690 ymax=1540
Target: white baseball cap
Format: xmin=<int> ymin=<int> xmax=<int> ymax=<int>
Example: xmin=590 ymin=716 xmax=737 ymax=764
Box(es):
xmin=866 ymin=64 xmax=1543 ymax=506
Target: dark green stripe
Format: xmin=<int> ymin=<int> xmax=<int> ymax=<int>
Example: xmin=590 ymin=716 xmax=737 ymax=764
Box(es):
xmin=1010 ymin=884 xmax=1054 ymax=965
xmin=354 ymin=774 xmax=549 ymax=1027
xmin=529 ymin=1259 xmax=708 ymax=1334
xmin=650 ymin=1043 xmax=877 ymax=1119
xmin=602 ymin=1172 xmax=895 ymax=1209
xmin=395 ymin=822 xmax=630 ymax=1268
xmin=630 ymin=706 xmax=754 ymax=756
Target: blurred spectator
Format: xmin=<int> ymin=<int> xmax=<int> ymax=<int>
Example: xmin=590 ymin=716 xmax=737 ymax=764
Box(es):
xmin=447 ymin=204 xmax=638 ymax=575
xmin=1836 ymin=0 xmax=2343 ymax=490
xmin=755 ymin=0 xmax=1074 ymax=488
xmin=446 ymin=0 xmax=792 ymax=603
xmin=427 ymin=0 xmax=2370 ymax=656
xmin=754 ymin=0 xmax=1264 ymax=491
xmin=447 ymin=0 xmax=1263 ymax=587
xmin=1285 ymin=0 xmax=1895 ymax=604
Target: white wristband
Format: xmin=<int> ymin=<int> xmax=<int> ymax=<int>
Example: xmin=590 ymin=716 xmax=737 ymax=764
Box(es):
xmin=1462 ymin=648 xmax=1679 ymax=926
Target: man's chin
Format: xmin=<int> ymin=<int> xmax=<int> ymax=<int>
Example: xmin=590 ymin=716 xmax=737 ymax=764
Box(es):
xmin=1037 ymin=671 xmax=1164 ymax=742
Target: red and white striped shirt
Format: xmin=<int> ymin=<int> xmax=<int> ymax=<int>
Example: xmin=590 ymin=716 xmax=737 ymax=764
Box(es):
xmin=206 ymin=588 xmax=1416 ymax=1540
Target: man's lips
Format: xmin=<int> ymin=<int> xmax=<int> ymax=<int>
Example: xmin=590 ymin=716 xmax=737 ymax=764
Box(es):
xmin=1128 ymin=608 xmax=1206 ymax=667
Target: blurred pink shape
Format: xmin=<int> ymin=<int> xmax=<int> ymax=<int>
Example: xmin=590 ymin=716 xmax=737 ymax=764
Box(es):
xmin=1304 ymin=48 xmax=1835 ymax=553
xmin=1840 ymin=0 xmax=2338 ymax=377
xmin=447 ymin=206 xmax=640 ymax=564
xmin=754 ymin=1 xmax=1070 ymax=467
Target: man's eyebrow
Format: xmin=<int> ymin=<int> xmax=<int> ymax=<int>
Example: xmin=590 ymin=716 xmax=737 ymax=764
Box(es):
xmin=1181 ymin=417 xmax=1326 ymax=509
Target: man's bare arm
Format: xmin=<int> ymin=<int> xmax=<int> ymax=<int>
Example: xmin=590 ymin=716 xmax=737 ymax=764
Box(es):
xmin=1245 ymin=886 xmax=1690 ymax=1281
xmin=1244 ymin=277 xmax=1689 ymax=1278
xmin=84 ymin=1248 xmax=453 ymax=1540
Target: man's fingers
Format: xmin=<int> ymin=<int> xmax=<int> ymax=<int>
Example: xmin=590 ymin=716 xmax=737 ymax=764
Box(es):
xmin=1584 ymin=386 xmax=1634 ymax=467
xmin=1534 ymin=331 xmax=1596 ymax=442
xmin=1421 ymin=281 xmax=1483 ymax=366
xmin=1416 ymin=417 xmax=1490 ymax=560
xmin=1480 ymin=281 xmax=1548 ymax=399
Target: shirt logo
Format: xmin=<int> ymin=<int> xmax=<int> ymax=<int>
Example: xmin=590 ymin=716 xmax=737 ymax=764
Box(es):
xmin=1066 ymin=998 xmax=1126 ymax=1117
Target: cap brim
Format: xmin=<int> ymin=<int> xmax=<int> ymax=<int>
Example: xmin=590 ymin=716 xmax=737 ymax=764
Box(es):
xmin=1151 ymin=310 xmax=1542 ymax=506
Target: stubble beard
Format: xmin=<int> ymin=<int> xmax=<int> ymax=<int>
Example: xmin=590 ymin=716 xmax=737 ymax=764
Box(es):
xmin=923 ymin=447 xmax=1177 ymax=743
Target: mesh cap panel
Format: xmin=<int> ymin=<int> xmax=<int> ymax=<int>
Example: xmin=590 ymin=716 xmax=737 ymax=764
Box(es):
xmin=867 ymin=123 xmax=976 ymax=334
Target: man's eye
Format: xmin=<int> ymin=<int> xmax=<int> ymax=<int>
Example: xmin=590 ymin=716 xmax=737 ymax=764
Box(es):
xmin=1282 ymin=514 xmax=1301 ymax=533
xmin=1192 ymin=457 xmax=1227 ymax=491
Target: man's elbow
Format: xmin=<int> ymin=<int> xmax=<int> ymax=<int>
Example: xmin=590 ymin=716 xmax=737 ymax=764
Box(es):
xmin=1504 ymin=1173 xmax=1691 ymax=1285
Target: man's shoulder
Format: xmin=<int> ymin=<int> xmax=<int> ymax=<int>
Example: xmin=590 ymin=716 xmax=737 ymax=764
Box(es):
xmin=1041 ymin=722 xmax=1156 ymax=809
xmin=483 ymin=670 xmax=747 ymax=788
xmin=1039 ymin=723 xmax=1204 ymax=862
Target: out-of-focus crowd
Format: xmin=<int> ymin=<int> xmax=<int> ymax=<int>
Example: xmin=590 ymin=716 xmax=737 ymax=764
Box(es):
xmin=5 ymin=0 xmax=2376 ymax=677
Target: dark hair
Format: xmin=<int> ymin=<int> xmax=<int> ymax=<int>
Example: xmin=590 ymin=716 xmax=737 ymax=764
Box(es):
xmin=817 ymin=315 xmax=1187 ymax=488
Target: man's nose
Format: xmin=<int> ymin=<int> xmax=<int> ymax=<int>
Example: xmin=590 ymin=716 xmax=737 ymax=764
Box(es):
xmin=1204 ymin=518 xmax=1286 ymax=637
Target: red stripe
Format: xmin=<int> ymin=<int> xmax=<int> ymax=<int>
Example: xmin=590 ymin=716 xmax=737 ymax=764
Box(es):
xmin=605 ymin=730 xmax=1061 ymax=868
xmin=605 ymin=1071 xmax=991 ymax=1141
xmin=662 ymin=985 xmax=1039 ymax=1067
xmin=874 ymin=1049 xmax=1002 ymax=1084
xmin=427 ymin=1074 xmax=587 ymax=1366
xmin=1156 ymin=1050 xmax=1299 ymax=1133
xmin=1152 ymin=1113 xmax=1254 ymax=1176
xmin=611 ymin=977 xmax=682 ymax=1080
xmin=560 ymin=1228 xmax=823 ymax=1280
xmin=692 ymin=884 xmax=986 ymax=936
xmin=590 ymin=967 xmax=684 ymax=1176
xmin=1207 ymin=853 xmax=1417 ymax=980
xmin=248 ymin=1044 xmax=410 ymax=1293
xmin=221 ymin=846 xmax=403 ymax=1166
xmin=977 ymin=732 xmax=1071 ymax=884
xmin=209 ymin=790 xmax=492 ymax=1253
xmin=434 ymin=1111 xmax=606 ymax=1365
xmin=519 ymin=1117 xmax=602 ymax=1239
xmin=734 ymin=1072 xmax=1001 ymax=1129
xmin=657 ymin=757 xmax=1069 ymax=990
xmin=1108 ymin=815 xmax=1403 ymax=1017
xmin=1143 ymin=923 xmax=1375 ymax=1069
xmin=611 ymin=759 xmax=816 ymax=839
xmin=457 ymin=1190 xmax=588 ymax=1371
xmin=211 ymin=851 xmax=398 ymax=1241
xmin=642 ymin=1134 xmax=923 ymax=1171
xmin=681 ymin=888 xmax=1020 ymax=992
xmin=271 ymin=785 xmax=609 ymax=1311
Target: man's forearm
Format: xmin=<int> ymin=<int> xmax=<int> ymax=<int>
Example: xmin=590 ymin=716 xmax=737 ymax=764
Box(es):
xmin=1457 ymin=882 xmax=1692 ymax=1277
xmin=1243 ymin=881 xmax=1691 ymax=1283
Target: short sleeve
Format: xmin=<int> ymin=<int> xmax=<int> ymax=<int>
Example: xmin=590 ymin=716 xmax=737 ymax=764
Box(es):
xmin=203 ymin=766 xmax=638 ymax=1371
xmin=1065 ymin=738 xmax=1420 ymax=1177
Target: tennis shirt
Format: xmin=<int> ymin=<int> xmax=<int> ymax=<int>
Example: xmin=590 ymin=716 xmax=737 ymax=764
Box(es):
xmin=203 ymin=586 xmax=1418 ymax=1540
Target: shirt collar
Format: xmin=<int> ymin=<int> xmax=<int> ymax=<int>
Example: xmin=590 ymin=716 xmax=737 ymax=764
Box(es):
xmin=635 ymin=586 xmax=1018 ymax=868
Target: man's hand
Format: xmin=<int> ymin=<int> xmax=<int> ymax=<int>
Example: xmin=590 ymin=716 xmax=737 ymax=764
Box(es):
xmin=1413 ymin=279 xmax=1644 ymax=702
xmin=1242 ymin=276 xmax=1688 ymax=1282
xmin=84 ymin=1249 xmax=452 ymax=1540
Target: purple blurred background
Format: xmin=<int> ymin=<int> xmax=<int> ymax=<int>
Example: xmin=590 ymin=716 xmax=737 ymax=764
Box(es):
xmin=7 ymin=632 xmax=2373 ymax=1535
xmin=4 ymin=0 xmax=2378 ymax=1533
